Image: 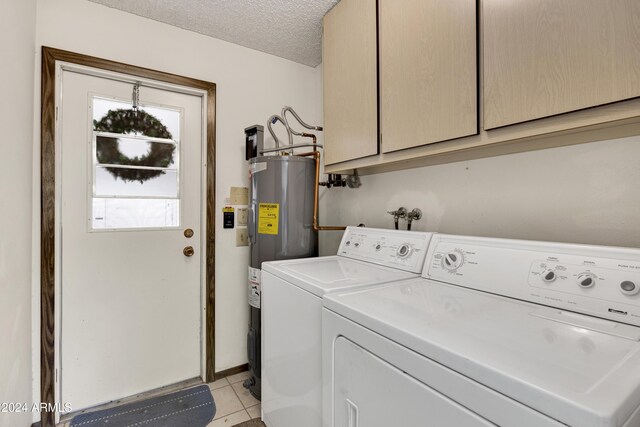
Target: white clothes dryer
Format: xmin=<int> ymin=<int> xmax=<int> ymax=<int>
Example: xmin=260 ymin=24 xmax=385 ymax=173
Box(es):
xmin=261 ymin=227 xmax=434 ymax=427
xmin=323 ymin=234 xmax=640 ymax=427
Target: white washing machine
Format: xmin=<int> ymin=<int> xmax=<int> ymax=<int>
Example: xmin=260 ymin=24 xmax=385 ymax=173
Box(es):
xmin=261 ymin=227 xmax=435 ymax=427
xmin=323 ymin=234 xmax=640 ymax=427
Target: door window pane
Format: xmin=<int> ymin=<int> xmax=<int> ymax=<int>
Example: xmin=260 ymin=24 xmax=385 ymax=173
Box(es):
xmin=90 ymin=96 xmax=182 ymax=231
xmin=93 ymin=198 xmax=179 ymax=229
xmin=93 ymin=97 xmax=181 ymax=139
xmin=95 ymin=167 xmax=178 ymax=198
xmin=96 ymin=136 xmax=177 ymax=168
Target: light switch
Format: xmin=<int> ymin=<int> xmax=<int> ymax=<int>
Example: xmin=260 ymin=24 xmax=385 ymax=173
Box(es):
xmin=237 ymin=208 xmax=248 ymax=226
xmin=236 ymin=228 xmax=248 ymax=246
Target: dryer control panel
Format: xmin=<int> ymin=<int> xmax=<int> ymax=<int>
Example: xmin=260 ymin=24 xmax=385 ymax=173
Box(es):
xmin=338 ymin=227 xmax=434 ymax=273
xmin=425 ymin=234 xmax=640 ymax=327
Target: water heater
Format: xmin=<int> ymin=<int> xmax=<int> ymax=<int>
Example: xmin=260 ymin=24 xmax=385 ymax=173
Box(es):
xmin=245 ymin=154 xmax=318 ymax=399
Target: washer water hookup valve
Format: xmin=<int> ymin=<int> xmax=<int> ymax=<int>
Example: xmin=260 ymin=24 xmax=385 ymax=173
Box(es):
xmin=407 ymin=208 xmax=423 ymax=230
xmin=387 ymin=207 xmax=408 ymax=230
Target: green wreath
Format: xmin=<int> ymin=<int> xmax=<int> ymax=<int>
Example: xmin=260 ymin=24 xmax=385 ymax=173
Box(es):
xmin=93 ymin=108 xmax=175 ymax=183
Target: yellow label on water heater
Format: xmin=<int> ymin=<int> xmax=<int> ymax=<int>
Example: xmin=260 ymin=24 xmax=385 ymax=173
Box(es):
xmin=258 ymin=203 xmax=279 ymax=235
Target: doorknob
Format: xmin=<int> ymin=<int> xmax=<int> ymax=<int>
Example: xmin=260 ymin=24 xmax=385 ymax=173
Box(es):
xmin=184 ymin=228 xmax=194 ymax=238
xmin=183 ymin=246 xmax=195 ymax=257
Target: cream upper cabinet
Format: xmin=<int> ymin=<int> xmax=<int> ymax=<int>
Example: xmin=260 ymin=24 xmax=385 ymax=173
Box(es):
xmin=323 ymin=0 xmax=378 ymax=166
xmin=379 ymin=0 xmax=477 ymax=153
xmin=484 ymin=0 xmax=640 ymax=130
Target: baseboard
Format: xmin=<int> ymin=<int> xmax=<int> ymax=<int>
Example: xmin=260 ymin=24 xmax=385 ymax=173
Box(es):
xmin=214 ymin=363 xmax=248 ymax=381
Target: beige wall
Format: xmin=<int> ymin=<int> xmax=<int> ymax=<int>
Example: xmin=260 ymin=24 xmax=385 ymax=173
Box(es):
xmin=319 ymin=136 xmax=640 ymax=255
xmin=33 ymin=0 xmax=322 ymax=388
xmin=0 ymin=1 xmax=36 ymax=426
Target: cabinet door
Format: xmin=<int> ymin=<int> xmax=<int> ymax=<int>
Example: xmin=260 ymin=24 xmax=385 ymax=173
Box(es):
xmin=323 ymin=0 xmax=378 ymax=166
xmin=484 ymin=0 xmax=640 ymax=130
xmin=379 ymin=0 xmax=477 ymax=153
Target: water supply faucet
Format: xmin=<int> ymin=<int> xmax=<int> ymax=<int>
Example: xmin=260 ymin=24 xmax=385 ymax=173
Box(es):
xmin=387 ymin=207 xmax=407 ymax=230
xmin=407 ymin=208 xmax=422 ymax=230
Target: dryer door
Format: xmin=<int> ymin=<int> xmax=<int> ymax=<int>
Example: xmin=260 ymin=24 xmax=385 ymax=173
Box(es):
xmin=333 ymin=337 xmax=493 ymax=427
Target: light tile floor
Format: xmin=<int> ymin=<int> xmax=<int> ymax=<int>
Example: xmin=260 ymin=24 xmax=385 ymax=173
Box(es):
xmin=208 ymin=371 xmax=261 ymax=427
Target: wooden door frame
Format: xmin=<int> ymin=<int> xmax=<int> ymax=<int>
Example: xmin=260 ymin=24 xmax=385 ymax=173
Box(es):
xmin=40 ymin=46 xmax=216 ymax=427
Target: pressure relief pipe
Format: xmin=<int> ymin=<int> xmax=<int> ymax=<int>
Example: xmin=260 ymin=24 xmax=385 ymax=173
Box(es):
xmin=272 ymin=106 xmax=346 ymax=231
xmin=297 ymin=149 xmax=346 ymax=232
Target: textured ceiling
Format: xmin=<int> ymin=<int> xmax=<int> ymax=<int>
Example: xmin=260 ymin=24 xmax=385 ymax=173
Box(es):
xmin=88 ymin=0 xmax=340 ymax=67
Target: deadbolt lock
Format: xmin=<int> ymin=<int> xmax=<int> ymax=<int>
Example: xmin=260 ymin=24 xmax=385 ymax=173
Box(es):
xmin=183 ymin=246 xmax=195 ymax=257
xmin=184 ymin=228 xmax=194 ymax=238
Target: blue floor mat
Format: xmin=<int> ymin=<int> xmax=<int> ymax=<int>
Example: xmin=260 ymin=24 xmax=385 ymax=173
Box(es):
xmin=69 ymin=384 xmax=215 ymax=427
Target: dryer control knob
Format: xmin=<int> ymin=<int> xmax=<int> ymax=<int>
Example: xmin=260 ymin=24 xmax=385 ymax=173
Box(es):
xmin=576 ymin=273 xmax=597 ymax=288
xmin=541 ymin=269 xmax=557 ymax=283
xmin=442 ymin=251 xmax=463 ymax=271
xmin=620 ymin=281 xmax=639 ymax=296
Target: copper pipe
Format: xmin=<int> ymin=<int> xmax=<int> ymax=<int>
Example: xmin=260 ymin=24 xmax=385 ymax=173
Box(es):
xmin=301 ymin=133 xmax=317 ymax=151
xmin=297 ymin=150 xmax=346 ymax=232
xmin=295 ymin=151 xmax=317 ymax=157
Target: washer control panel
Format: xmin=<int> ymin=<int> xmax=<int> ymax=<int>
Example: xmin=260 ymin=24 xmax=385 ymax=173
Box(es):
xmin=425 ymin=234 xmax=640 ymax=326
xmin=338 ymin=227 xmax=434 ymax=273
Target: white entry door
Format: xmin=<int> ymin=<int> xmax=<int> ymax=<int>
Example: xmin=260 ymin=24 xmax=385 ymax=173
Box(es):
xmin=58 ymin=68 xmax=205 ymax=412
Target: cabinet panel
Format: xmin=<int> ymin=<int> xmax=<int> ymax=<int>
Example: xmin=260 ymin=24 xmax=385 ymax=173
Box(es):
xmin=323 ymin=0 xmax=378 ymax=165
xmin=379 ymin=0 xmax=477 ymax=153
xmin=484 ymin=0 xmax=640 ymax=130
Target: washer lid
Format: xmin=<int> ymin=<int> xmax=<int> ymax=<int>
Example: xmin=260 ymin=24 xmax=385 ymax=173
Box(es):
xmin=262 ymin=256 xmax=417 ymax=297
xmin=323 ymin=278 xmax=640 ymax=427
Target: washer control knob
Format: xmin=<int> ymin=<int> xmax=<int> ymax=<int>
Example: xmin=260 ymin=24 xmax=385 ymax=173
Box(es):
xmin=442 ymin=251 xmax=463 ymax=271
xmin=620 ymin=281 xmax=639 ymax=296
xmin=576 ymin=273 xmax=597 ymax=288
xmin=541 ymin=269 xmax=557 ymax=283
xmin=396 ymin=243 xmax=412 ymax=259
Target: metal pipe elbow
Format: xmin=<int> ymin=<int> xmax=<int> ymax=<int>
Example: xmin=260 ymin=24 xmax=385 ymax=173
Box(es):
xmin=267 ymin=114 xmax=292 ymax=149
